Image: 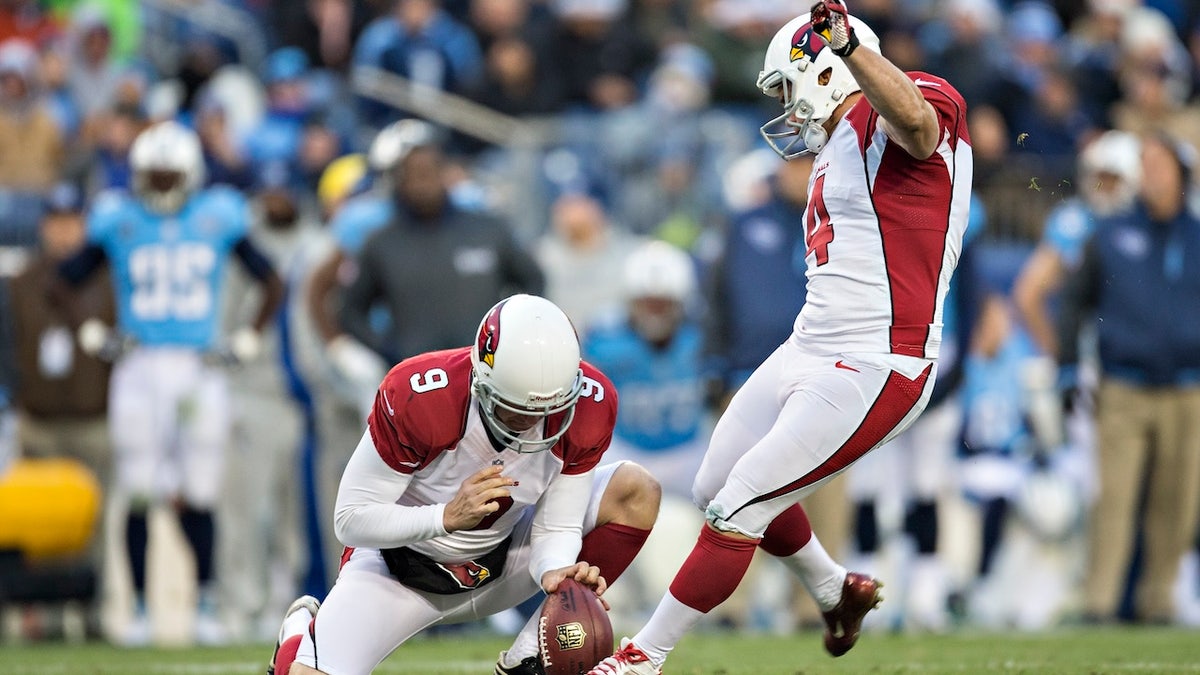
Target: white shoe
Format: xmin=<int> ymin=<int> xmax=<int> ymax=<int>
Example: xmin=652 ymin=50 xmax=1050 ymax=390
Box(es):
xmin=195 ymin=606 xmax=228 ymax=646
xmin=117 ymin=608 xmax=151 ymax=647
xmin=268 ymin=595 xmax=321 ymax=675
xmin=587 ymin=638 xmax=662 ymax=675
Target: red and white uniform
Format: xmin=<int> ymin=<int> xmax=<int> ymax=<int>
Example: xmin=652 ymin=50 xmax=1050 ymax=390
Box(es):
xmin=294 ymin=347 xmax=620 ymax=675
xmin=794 ymin=72 xmax=970 ymax=360
xmin=693 ymin=74 xmax=972 ymax=538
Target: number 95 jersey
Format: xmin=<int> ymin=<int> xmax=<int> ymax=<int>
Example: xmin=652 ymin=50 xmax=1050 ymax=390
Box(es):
xmin=87 ymin=187 xmax=249 ymax=348
xmin=366 ymin=347 xmax=617 ymax=563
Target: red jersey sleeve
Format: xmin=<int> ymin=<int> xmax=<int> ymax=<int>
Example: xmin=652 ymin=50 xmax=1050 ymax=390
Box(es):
xmin=908 ymin=72 xmax=969 ymax=150
xmin=550 ymin=362 xmax=618 ymax=475
xmin=367 ymin=348 xmax=474 ymax=474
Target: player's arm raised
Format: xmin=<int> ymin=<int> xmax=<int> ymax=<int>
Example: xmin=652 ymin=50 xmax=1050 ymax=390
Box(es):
xmin=813 ymin=0 xmax=938 ymax=159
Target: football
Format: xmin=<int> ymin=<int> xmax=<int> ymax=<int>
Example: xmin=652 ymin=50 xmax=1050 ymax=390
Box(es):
xmin=538 ymin=578 xmax=614 ymax=675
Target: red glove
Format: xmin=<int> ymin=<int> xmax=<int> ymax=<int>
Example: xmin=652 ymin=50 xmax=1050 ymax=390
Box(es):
xmin=811 ymin=0 xmax=860 ymax=57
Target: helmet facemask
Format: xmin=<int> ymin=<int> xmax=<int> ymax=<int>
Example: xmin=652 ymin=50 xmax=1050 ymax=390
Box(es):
xmin=472 ymin=369 xmax=584 ymax=454
xmin=130 ymin=121 xmax=205 ymax=215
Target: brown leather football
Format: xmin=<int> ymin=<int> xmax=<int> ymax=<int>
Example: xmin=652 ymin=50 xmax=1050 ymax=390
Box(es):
xmin=538 ymin=578 xmax=614 ymax=675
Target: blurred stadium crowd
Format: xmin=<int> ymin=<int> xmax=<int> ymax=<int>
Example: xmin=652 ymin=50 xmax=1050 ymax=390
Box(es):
xmin=0 ymin=0 xmax=1199 ymax=649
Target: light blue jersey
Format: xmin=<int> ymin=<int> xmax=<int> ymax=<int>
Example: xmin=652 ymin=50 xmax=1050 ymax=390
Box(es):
xmin=1042 ymin=198 xmax=1094 ymax=268
xmin=583 ymin=321 xmax=706 ymax=452
xmin=88 ymin=187 xmax=249 ymax=348
xmin=330 ymin=194 xmax=393 ymax=255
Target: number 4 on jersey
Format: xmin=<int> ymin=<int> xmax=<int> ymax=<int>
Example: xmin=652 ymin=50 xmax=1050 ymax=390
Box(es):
xmin=805 ymin=174 xmax=834 ymax=265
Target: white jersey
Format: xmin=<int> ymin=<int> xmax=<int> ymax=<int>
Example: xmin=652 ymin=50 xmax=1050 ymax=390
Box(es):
xmin=792 ymin=72 xmax=972 ymax=361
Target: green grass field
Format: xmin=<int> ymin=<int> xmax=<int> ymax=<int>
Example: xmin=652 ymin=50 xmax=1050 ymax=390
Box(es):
xmin=4 ymin=627 xmax=1200 ymax=674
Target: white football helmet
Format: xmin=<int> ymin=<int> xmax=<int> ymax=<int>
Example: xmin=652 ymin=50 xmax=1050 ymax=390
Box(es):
xmin=368 ymin=118 xmax=439 ymax=173
xmin=1078 ymin=130 xmax=1141 ymax=216
xmin=623 ymin=240 xmax=697 ymax=303
xmin=623 ymin=241 xmax=697 ymax=343
xmin=129 ymin=120 xmax=205 ymax=214
xmin=471 ymin=294 xmax=585 ymax=453
xmin=757 ymin=13 xmax=880 ymax=158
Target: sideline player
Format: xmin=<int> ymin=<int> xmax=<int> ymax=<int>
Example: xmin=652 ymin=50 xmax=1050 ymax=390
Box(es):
xmin=267 ymin=294 xmax=660 ymax=675
xmin=59 ymin=121 xmax=283 ymax=645
xmin=588 ymin=1 xmax=971 ymax=671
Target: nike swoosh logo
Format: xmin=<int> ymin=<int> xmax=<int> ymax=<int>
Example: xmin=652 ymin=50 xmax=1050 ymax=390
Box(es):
xmin=382 ymin=389 xmax=395 ymax=416
xmin=914 ymin=78 xmax=940 ymax=87
xmin=835 ymin=360 xmax=860 ymax=372
xmin=395 ymin=459 xmax=420 ymax=468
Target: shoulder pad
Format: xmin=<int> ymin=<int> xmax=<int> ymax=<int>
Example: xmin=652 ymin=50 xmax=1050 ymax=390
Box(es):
xmin=551 ymin=361 xmax=618 ymax=475
xmin=368 ymin=348 xmax=473 ymax=473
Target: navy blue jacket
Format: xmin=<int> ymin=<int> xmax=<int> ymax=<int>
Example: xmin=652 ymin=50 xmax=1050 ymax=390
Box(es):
xmin=1059 ymin=202 xmax=1200 ymax=386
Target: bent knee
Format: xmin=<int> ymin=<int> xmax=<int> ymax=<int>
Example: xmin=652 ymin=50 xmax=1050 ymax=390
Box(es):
xmin=289 ymin=664 xmax=326 ymax=675
xmin=602 ymin=462 xmax=661 ymax=530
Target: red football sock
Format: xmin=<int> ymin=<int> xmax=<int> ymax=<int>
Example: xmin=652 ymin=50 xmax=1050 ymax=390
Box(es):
xmin=272 ymin=634 xmax=302 ymax=675
xmin=668 ymin=525 xmax=760 ymax=613
xmin=759 ymin=503 xmax=814 ymax=557
xmin=578 ymin=523 xmax=652 ymax=584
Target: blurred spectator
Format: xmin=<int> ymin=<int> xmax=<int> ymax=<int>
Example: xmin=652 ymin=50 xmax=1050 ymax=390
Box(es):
xmin=139 ymin=1 xmax=266 ymax=86
xmin=548 ymin=0 xmax=655 ymax=109
xmin=534 ymin=191 xmax=643 ymax=333
xmin=921 ymin=0 xmax=1004 ymax=109
xmin=600 ymin=42 xmax=721 ymax=240
xmin=66 ymin=5 xmax=121 ymax=121
xmin=1110 ymin=8 xmax=1200 ymax=155
xmin=969 ymin=105 xmax=1057 ymax=241
xmin=983 ymin=1 xmax=1081 ymax=188
xmin=245 ymin=47 xmax=316 ymax=169
xmin=337 ymin=129 xmax=542 ymax=363
xmin=39 ymin=40 xmax=81 ymax=142
xmin=269 ymin=0 xmax=373 ymax=70
xmin=0 ymin=38 xmax=65 ymax=190
xmin=1063 ymin=0 xmax=1132 ymax=128
xmin=692 ymin=0 xmax=782 ymax=105
xmin=0 ymin=0 xmax=57 ymax=47
xmin=195 ymin=96 xmax=254 ymax=189
xmin=1058 ymin=134 xmax=1200 ymax=623
xmin=295 ymin=114 xmax=346 ymax=192
xmin=470 ymin=30 xmax=564 ymax=116
xmin=2 ymin=182 xmax=114 ymax=632
xmin=352 ymin=0 xmax=484 ymax=128
xmin=85 ymin=101 xmax=144 ymax=192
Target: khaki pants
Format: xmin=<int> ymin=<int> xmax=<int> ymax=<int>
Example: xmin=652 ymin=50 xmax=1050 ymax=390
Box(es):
xmin=17 ymin=411 xmax=112 ymax=568
xmin=1083 ymin=380 xmax=1200 ymax=620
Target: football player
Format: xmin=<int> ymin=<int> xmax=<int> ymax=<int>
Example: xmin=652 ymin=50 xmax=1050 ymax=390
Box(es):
xmin=266 ymin=294 xmax=659 ymax=675
xmin=58 ymin=120 xmax=283 ymax=646
xmin=588 ymin=1 xmax=972 ymax=672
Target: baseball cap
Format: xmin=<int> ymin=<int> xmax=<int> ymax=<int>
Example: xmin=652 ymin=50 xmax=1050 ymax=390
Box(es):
xmin=264 ymin=47 xmax=309 ymax=85
xmin=43 ymin=183 xmax=85 ymax=215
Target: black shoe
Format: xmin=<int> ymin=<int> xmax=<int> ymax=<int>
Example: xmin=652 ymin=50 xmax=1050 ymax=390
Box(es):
xmin=495 ymin=650 xmax=545 ymax=675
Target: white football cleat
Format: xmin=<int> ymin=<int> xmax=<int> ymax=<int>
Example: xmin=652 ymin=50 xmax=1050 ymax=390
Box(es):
xmin=116 ymin=607 xmax=151 ymax=648
xmin=194 ymin=605 xmax=227 ymax=646
xmin=267 ymin=595 xmax=321 ymax=675
xmin=587 ymin=638 xmax=661 ymax=675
